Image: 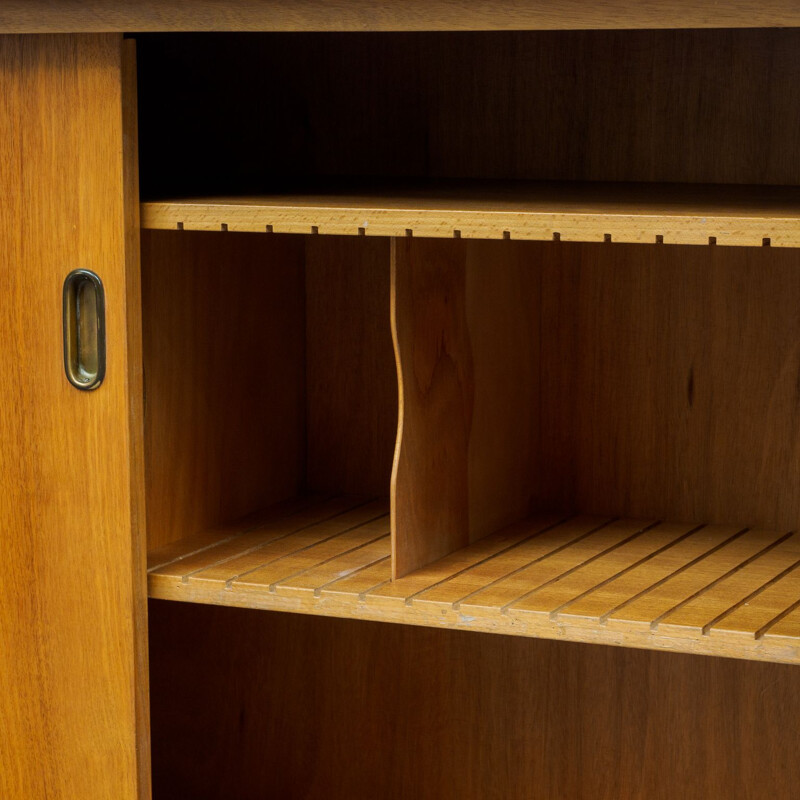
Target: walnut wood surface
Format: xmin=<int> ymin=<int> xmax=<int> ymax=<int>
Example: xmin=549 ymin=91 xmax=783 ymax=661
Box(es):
xmin=0 ymin=34 xmax=149 ymax=799
xmin=390 ymin=239 xmax=473 ymax=575
xmin=536 ymin=243 xmax=800 ymax=528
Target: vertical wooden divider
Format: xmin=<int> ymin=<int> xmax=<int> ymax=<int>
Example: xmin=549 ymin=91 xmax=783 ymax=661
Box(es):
xmin=391 ymin=237 xmax=472 ymax=578
xmin=390 ymin=237 xmax=540 ymax=578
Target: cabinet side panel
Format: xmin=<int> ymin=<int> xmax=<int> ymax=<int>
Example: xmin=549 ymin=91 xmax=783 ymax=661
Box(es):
xmin=0 ymin=34 xmax=148 ymax=799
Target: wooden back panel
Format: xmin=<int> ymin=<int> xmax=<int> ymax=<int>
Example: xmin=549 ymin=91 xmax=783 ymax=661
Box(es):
xmin=136 ymin=29 xmax=800 ymax=198
xmin=141 ymin=230 xmax=308 ymax=550
xmin=537 ymin=242 xmax=800 ymax=525
xmin=149 ymin=600 xmax=800 ymax=800
xmin=306 ymin=236 xmax=397 ymax=497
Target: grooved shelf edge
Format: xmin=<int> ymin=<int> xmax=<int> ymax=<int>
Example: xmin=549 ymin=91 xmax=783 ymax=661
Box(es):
xmin=140 ymin=181 xmax=800 ymax=247
xmin=147 ymin=496 xmax=800 ymax=665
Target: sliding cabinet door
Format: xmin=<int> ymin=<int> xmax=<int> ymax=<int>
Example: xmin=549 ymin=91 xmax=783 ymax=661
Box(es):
xmin=0 ymin=35 xmax=149 ymax=799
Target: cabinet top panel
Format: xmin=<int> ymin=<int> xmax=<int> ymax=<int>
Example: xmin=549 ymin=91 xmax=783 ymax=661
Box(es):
xmin=1 ymin=0 xmax=799 ymax=32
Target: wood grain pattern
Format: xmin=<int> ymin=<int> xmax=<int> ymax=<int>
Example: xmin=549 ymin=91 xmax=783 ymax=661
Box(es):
xmin=305 ymin=236 xmax=396 ymax=496
xmin=136 ymin=30 xmax=800 ymax=198
xmin=141 ymin=230 xmax=307 ymax=550
xmin=141 ymin=182 xmax=800 ymax=248
xmin=3 ymin=0 xmax=800 ymax=32
xmin=392 ymin=239 xmax=800 ymax=574
xmin=148 ymin=501 xmax=800 ymax=664
xmin=463 ymin=241 xmax=540 ymax=543
xmin=0 ymin=34 xmax=149 ymax=799
xmin=142 ymin=231 xmax=396 ymax=550
xmin=121 ymin=38 xmax=152 ymax=800
xmin=537 ymin=243 xmax=800 ymax=529
xmin=148 ymin=600 xmax=800 ymax=799
xmin=391 ymin=238 xmax=473 ymax=576
xmin=392 ymin=238 xmax=539 ymax=575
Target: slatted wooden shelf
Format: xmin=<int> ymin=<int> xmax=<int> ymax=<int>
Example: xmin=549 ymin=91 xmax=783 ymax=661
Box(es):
xmin=147 ymin=496 xmax=800 ymax=664
xmin=140 ymin=181 xmax=800 ymax=248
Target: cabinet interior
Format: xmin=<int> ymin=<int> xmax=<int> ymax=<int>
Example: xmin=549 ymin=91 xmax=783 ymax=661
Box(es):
xmin=141 ymin=230 xmax=396 ymax=553
xmin=136 ymin=28 xmax=800 ymax=799
xmin=136 ymin=29 xmax=800 ymax=194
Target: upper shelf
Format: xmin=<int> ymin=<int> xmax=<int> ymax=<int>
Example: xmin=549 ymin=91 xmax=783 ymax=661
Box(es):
xmin=140 ymin=181 xmax=800 ymax=248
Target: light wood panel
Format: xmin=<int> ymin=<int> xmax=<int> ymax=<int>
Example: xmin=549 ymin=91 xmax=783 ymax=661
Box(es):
xmin=141 ymin=181 xmax=800 ymax=248
xmin=141 ymin=230 xmax=307 ymax=550
xmin=137 ymin=30 xmax=800 ymax=198
xmin=305 ymin=236 xmax=396 ymax=496
xmin=391 ymin=238 xmax=473 ymax=575
xmin=4 ymin=0 xmax=800 ymax=32
xmin=148 ymin=500 xmax=800 ymax=664
xmin=148 ymin=600 xmax=800 ymax=798
xmin=0 ymin=34 xmax=149 ymax=799
xmin=391 ymin=238 xmax=538 ymax=576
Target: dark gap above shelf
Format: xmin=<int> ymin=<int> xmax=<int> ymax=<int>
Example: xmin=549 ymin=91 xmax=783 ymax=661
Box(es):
xmin=135 ymin=29 xmax=800 ymax=199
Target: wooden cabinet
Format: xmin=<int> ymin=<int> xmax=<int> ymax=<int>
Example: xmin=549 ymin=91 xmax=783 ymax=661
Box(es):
xmin=2 ymin=6 xmax=800 ymax=799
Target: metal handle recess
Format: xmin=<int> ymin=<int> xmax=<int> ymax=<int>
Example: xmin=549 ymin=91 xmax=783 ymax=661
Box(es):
xmin=63 ymin=269 xmax=106 ymax=391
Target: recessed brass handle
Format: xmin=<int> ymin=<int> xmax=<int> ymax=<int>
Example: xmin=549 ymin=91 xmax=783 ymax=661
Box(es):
xmin=63 ymin=269 xmax=106 ymax=391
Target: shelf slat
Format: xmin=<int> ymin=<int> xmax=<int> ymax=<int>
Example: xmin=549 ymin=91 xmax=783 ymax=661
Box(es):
xmin=141 ymin=181 xmax=800 ymax=248
xmin=148 ymin=497 xmax=800 ymax=664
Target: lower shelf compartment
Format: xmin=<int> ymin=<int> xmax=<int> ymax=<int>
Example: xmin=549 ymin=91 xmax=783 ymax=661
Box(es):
xmin=147 ymin=497 xmax=800 ymax=665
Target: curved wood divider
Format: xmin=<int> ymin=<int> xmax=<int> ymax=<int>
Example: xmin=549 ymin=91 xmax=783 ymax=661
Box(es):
xmin=390 ymin=237 xmax=539 ymax=577
xmin=390 ymin=238 xmax=800 ymax=580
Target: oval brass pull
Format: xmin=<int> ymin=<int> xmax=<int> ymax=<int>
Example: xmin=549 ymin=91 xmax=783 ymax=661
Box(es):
xmin=63 ymin=269 xmax=106 ymax=391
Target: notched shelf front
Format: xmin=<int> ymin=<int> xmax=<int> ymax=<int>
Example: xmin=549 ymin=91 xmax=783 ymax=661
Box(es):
xmin=140 ymin=181 xmax=800 ymax=248
xmin=147 ymin=497 xmax=800 ymax=665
